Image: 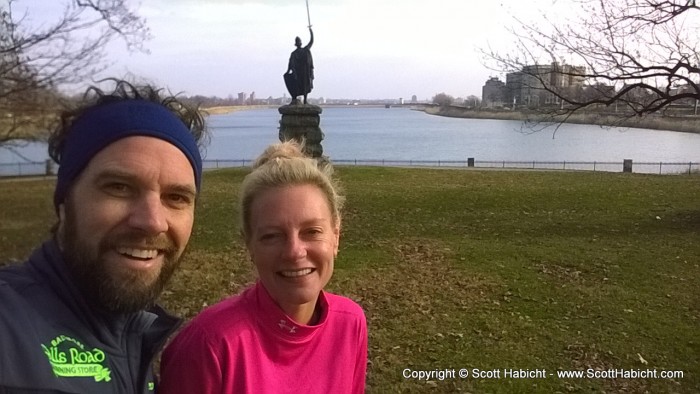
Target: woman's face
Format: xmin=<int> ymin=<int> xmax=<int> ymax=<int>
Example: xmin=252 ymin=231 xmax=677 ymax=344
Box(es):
xmin=247 ymin=184 xmax=340 ymax=315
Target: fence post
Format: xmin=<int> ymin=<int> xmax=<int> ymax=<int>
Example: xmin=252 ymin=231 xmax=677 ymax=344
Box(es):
xmin=45 ymin=159 xmax=54 ymax=176
xmin=689 ymin=162 xmax=693 ymax=175
xmin=593 ymin=161 xmax=596 ymax=172
xmin=467 ymin=157 xmax=474 ymax=167
xmin=623 ymin=159 xmax=633 ymax=173
xmin=563 ymin=161 xmax=566 ymax=170
xmin=659 ymin=162 xmax=662 ymax=175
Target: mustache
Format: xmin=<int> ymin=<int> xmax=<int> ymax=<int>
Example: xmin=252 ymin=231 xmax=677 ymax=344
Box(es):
xmin=102 ymin=232 xmax=177 ymax=253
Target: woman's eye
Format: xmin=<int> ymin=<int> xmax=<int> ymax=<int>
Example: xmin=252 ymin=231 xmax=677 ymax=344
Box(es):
xmin=305 ymin=228 xmax=323 ymax=236
xmin=260 ymin=233 xmax=279 ymax=241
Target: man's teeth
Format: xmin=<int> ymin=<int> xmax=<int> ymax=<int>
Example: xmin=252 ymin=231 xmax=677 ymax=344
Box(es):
xmin=279 ymin=268 xmax=313 ymax=278
xmin=116 ymin=247 xmax=158 ymax=259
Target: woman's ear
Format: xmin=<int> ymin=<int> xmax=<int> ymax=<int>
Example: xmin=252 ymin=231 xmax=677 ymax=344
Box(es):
xmin=333 ymin=219 xmax=341 ymax=257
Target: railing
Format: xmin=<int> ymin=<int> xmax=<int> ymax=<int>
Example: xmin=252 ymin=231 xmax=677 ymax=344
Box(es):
xmin=203 ymin=159 xmax=253 ymax=169
xmin=0 ymin=161 xmax=51 ymax=177
xmin=1 ymin=159 xmax=698 ymax=177
xmin=202 ymin=159 xmax=700 ymax=175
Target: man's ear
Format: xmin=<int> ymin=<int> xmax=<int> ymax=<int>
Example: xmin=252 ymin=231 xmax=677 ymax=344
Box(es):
xmin=56 ymin=203 xmax=66 ymax=249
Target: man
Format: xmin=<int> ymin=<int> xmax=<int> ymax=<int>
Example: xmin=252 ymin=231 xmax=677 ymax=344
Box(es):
xmin=284 ymin=27 xmax=314 ymax=105
xmin=0 ymin=80 xmax=207 ymax=393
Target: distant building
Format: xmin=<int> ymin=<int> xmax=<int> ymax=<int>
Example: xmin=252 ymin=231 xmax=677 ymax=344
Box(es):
xmin=669 ymin=84 xmax=697 ymax=106
xmin=411 ymin=95 xmax=418 ymax=103
xmin=237 ymin=92 xmax=247 ymax=105
xmin=482 ymin=77 xmax=507 ymax=108
xmin=580 ymin=83 xmax=615 ymax=107
xmin=505 ymin=62 xmax=586 ymax=108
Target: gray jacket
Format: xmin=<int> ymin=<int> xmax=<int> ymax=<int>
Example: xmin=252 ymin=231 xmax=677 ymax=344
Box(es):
xmin=0 ymin=241 xmax=181 ymax=393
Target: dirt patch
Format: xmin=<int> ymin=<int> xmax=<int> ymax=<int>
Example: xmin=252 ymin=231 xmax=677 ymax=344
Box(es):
xmin=328 ymin=238 xmax=497 ymax=389
xmin=331 ymin=238 xmax=494 ymax=323
xmin=0 ymin=220 xmax=38 ymax=231
xmin=562 ymin=342 xmax=652 ymax=393
xmin=161 ymin=247 xmax=255 ymax=319
xmin=534 ymin=260 xmax=611 ymax=285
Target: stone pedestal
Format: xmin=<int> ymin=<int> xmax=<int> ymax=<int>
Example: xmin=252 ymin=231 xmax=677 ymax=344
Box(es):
xmin=278 ymin=104 xmax=324 ymax=158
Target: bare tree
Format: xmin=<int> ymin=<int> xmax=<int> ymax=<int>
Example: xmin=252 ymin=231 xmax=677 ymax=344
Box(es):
xmin=0 ymin=0 xmax=149 ymax=148
xmin=486 ymin=0 xmax=700 ymax=124
xmin=465 ymin=95 xmax=481 ymax=108
xmin=432 ymin=92 xmax=454 ymax=107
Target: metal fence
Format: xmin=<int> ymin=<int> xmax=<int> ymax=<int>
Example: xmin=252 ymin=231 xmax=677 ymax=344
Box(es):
xmin=2 ymin=159 xmax=699 ymax=177
xmin=0 ymin=161 xmax=51 ymax=177
xmin=202 ymin=158 xmax=700 ymax=175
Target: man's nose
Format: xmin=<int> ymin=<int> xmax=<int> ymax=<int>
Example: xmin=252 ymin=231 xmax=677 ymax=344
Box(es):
xmin=129 ymin=193 xmax=168 ymax=234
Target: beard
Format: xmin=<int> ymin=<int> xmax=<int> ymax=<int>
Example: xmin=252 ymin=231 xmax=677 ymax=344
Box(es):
xmin=60 ymin=200 xmax=184 ymax=314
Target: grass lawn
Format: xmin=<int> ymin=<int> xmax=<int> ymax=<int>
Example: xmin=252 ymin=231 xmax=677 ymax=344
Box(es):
xmin=1 ymin=167 xmax=698 ymax=393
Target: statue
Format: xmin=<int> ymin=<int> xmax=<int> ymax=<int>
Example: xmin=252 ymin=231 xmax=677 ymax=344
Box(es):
xmin=284 ymin=27 xmax=314 ymax=105
xmin=278 ymin=2 xmax=325 ymax=159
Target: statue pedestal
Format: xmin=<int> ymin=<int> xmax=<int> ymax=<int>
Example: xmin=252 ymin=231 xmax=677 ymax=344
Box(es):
xmin=278 ymin=104 xmax=324 ymax=158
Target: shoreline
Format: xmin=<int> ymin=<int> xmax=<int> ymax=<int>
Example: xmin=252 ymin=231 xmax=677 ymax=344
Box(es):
xmin=423 ymin=106 xmax=700 ymax=135
xmin=201 ymin=105 xmax=278 ymax=115
xmin=203 ymin=104 xmax=700 ymax=135
xmin=202 ymin=103 xmax=394 ymax=115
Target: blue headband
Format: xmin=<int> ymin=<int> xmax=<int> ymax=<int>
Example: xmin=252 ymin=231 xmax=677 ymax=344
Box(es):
xmin=54 ymin=100 xmax=202 ymax=210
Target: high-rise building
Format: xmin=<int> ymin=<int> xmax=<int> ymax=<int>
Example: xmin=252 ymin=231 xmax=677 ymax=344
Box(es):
xmin=482 ymin=77 xmax=507 ymax=108
xmin=505 ymin=62 xmax=586 ymax=107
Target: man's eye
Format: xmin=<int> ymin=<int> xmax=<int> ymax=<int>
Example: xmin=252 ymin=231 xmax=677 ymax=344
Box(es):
xmin=166 ymin=194 xmax=192 ymax=206
xmin=103 ymin=183 xmax=131 ymax=195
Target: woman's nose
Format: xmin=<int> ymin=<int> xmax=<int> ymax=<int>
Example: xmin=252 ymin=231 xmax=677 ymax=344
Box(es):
xmin=282 ymin=234 xmax=307 ymax=261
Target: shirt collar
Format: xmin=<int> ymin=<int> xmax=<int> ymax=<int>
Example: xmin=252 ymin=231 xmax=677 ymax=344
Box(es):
xmin=253 ymin=281 xmax=328 ymax=341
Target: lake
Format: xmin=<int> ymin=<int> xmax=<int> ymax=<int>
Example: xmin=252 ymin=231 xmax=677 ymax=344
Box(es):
xmin=2 ymin=107 xmax=700 ymax=174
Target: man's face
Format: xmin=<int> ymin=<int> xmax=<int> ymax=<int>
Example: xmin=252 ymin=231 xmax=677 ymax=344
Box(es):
xmin=57 ymin=136 xmax=197 ymax=314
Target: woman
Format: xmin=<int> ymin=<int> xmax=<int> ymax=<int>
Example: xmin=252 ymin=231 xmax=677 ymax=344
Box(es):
xmin=160 ymin=141 xmax=367 ymax=393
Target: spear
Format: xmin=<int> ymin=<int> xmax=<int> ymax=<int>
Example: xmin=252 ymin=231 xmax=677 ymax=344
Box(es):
xmin=305 ymin=0 xmax=312 ymax=28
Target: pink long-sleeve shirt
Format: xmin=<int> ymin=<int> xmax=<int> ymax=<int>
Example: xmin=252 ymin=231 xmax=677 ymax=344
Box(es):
xmin=159 ymin=281 xmax=368 ymax=393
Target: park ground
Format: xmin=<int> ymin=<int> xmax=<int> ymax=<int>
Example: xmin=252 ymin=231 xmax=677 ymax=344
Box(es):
xmin=0 ymin=167 xmax=698 ymax=393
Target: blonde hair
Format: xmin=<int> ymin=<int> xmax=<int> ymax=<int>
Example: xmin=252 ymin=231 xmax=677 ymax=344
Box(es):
xmin=239 ymin=140 xmax=344 ymax=240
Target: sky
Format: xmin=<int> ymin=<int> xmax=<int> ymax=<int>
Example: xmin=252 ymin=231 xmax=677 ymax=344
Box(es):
xmin=19 ymin=0 xmax=566 ymax=101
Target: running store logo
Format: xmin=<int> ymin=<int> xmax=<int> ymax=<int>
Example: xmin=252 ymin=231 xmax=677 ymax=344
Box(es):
xmin=41 ymin=335 xmax=112 ymax=382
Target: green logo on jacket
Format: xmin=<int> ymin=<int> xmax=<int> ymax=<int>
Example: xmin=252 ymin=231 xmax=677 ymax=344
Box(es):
xmin=41 ymin=335 xmax=112 ymax=382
